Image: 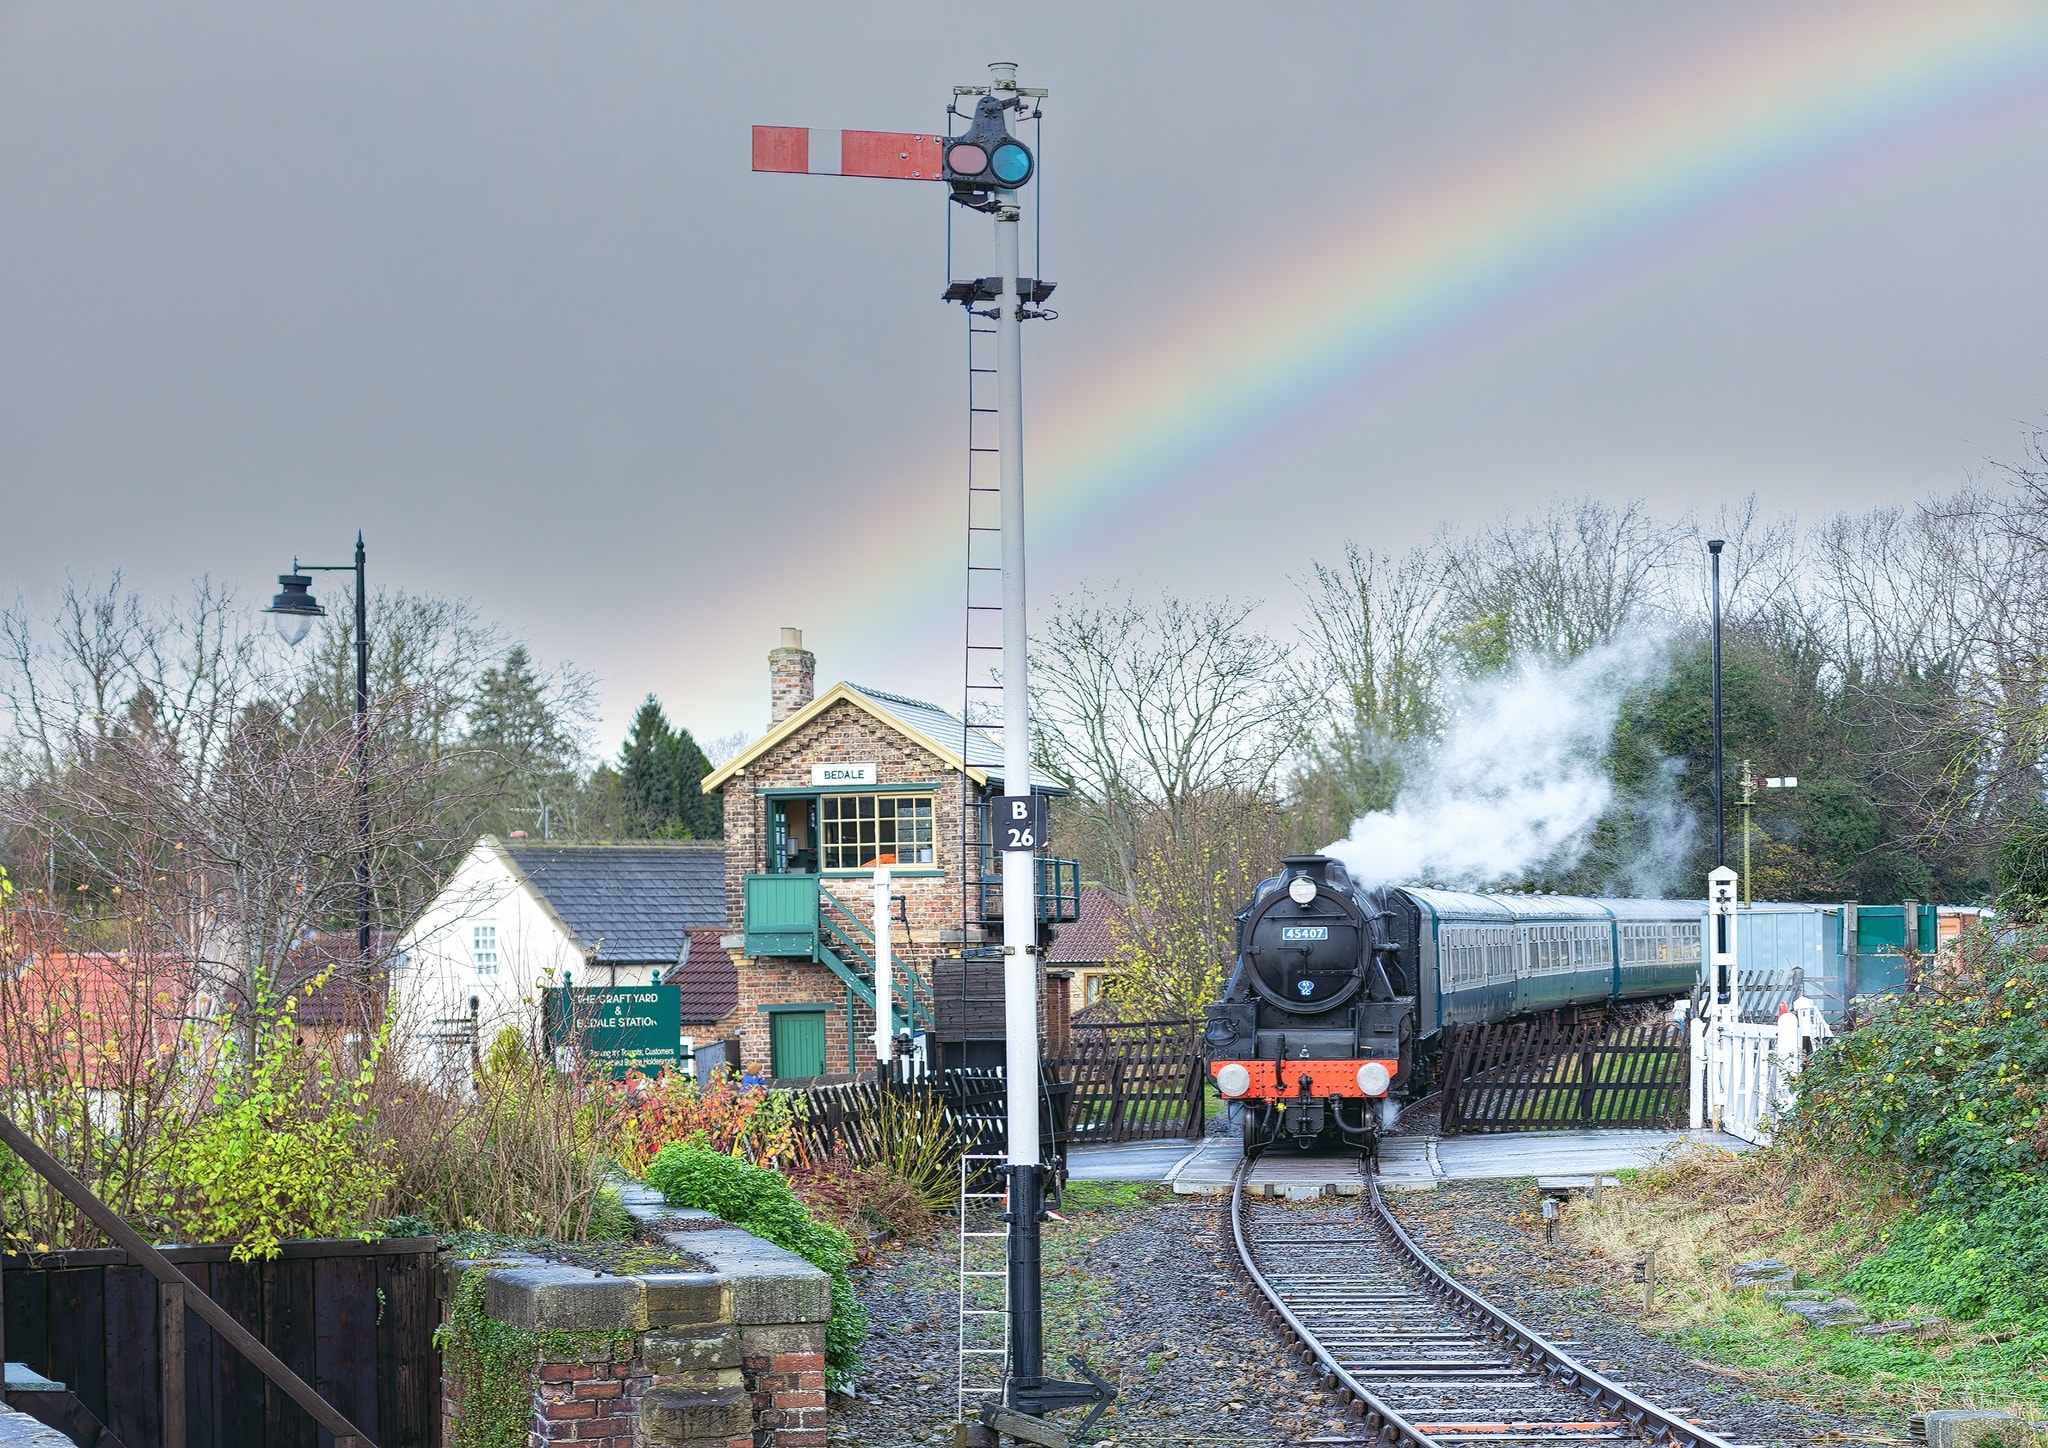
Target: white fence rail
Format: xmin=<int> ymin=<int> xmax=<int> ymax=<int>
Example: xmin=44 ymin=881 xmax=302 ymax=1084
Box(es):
xmin=1688 ymin=998 xmax=1831 ymax=1145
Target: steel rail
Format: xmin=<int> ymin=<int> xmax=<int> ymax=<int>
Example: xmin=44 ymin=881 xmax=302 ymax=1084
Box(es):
xmin=1363 ymin=1176 xmax=1737 ymax=1448
xmin=1229 ymin=1158 xmax=1442 ymax=1448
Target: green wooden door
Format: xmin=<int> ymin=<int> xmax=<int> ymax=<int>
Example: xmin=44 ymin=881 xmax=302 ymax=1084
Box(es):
xmin=769 ymin=1010 xmax=827 ymax=1079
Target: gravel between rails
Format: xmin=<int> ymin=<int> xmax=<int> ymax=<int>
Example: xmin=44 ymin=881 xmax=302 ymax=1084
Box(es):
xmin=830 ymin=1191 xmax=1363 ymax=1448
xmin=1381 ymin=1179 xmax=1904 ymax=1448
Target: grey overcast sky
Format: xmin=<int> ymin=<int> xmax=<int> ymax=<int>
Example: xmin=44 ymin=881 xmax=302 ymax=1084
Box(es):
xmin=4 ymin=2 xmax=2047 ymax=752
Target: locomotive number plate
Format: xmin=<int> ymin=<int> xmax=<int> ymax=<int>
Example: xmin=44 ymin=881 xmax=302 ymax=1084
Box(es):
xmin=1280 ymin=925 xmax=1329 ymax=941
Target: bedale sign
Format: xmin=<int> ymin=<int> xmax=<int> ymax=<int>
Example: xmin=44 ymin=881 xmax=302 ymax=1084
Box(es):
xmin=545 ymin=985 xmax=684 ymax=1077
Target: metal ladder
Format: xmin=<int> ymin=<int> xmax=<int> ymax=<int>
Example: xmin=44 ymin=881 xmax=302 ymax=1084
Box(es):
xmin=958 ymin=307 xmax=1003 ymax=961
xmin=956 ymin=1151 xmax=1009 ymax=1420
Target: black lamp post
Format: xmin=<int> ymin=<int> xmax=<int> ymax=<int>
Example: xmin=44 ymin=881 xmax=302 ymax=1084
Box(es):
xmin=264 ymin=533 xmax=371 ymax=963
xmin=1707 ymin=538 xmax=1725 ymax=870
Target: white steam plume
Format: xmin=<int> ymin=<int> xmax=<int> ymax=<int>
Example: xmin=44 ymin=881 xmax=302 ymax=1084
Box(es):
xmin=1324 ymin=635 xmax=1678 ymax=889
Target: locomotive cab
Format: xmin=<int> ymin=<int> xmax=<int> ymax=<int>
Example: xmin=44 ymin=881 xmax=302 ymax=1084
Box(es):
xmin=1206 ymin=855 xmax=1415 ymax=1156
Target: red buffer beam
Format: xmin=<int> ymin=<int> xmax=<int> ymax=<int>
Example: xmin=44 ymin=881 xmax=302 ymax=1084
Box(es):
xmin=752 ymin=126 xmax=943 ymax=181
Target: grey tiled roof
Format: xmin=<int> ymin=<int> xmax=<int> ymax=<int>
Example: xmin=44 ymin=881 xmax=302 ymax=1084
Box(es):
xmin=845 ymin=685 xmax=1069 ymax=795
xmin=503 ymin=841 xmax=726 ymax=965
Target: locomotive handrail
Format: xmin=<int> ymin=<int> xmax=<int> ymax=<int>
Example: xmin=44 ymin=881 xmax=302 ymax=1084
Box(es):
xmin=1365 ymin=1174 xmax=1738 ymax=1448
xmin=1228 ymin=1159 xmax=1441 ymax=1448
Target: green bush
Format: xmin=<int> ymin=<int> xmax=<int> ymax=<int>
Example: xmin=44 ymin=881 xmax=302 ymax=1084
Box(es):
xmin=1788 ymin=922 xmax=2048 ymax=1209
xmin=1845 ymin=1180 xmax=2048 ymax=1326
xmin=645 ymin=1144 xmax=867 ymax=1390
xmin=157 ymin=999 xmax=394 ymax=1259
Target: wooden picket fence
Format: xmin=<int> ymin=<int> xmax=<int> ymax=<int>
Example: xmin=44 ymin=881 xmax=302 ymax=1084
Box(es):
xmin=1438 ymin=1013 xmax=1688 ymax=1133
xmin=1054 ymin=1020 xmax=1204 ymax=1144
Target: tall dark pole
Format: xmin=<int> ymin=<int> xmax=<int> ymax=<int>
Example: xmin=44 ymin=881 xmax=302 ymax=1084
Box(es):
xmin=1708 ymin=538 xmax=1725 ymax=869
xmin=354 ymin=533 xmax=370 ymax=963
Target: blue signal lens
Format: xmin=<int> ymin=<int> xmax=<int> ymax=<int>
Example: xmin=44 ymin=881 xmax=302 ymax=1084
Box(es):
xmin=990 ymin=142 xmax=1032 ymax=185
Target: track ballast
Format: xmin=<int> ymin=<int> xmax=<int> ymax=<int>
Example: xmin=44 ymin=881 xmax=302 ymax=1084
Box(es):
xmin=1230 ymin=1161 xmax=1737 ymax=1448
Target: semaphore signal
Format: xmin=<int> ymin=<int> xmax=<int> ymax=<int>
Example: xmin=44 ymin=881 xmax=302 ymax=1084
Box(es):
xmin=750 ymin=62 xmax=1111 ymax=1446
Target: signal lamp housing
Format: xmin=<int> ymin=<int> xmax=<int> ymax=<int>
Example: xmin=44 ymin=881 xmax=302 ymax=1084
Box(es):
xmin=943 ymin=94 xmax=1033 ymax=209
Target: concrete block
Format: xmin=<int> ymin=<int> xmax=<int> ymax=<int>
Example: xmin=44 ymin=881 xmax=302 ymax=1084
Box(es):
xmin=642 ymin=1272 xmax=729 ymax=1326
xmin=639 ymin=1385 xmax=752 ymax=1444
xmin=1781 ymin=1296 xmax=1869 ymax=1329
xmin=1925 ymin=1411 xmax=2032 ymax=1448
xmin=644 ymin=1325 xmax=743 ymax=1375
xmin=739 ymin=1322 xmax=829 ymax=1359
xmin=485 ymin=1265 xmax=648 ymax=1333
xmin=1727 ymin=1259 xmax=1796 ymax=1290
xmin=677 ymin=1228 xmax=831 ymax=1326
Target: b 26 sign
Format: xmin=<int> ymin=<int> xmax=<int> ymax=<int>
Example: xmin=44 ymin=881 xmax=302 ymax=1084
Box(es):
xmin=991 ymin=794 xmax=1047 ymax=851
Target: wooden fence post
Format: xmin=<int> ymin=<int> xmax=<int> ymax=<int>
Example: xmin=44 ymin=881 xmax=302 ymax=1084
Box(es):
xmin=161 ymin=1277 xmax=186 ymax=1448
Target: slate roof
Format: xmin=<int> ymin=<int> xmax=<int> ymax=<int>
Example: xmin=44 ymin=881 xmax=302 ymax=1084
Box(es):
xmin=1045 ymin=886 xmax=1123 ymax=966
xmin=502 ymin=840 xmax=726 ymax=965
xmin=668 ymin=928 xmax=739 ymax=1024
xmin=845 ymin=685 xmax=1068 ymax=794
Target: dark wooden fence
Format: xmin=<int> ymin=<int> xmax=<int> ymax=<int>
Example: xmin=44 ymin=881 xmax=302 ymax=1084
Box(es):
xmin=1438 ymin=1015 xmax=1687 ymax=1133
xmin=1053 ymin=1021 xmax=1204 ymax=1144
xmin=799 ymin=1068 xmax=1073 ymax=1173
xmin=3 ymin=1236 xmax=438 ymax=1448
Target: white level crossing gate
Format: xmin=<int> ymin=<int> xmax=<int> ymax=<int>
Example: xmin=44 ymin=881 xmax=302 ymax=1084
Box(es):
xmin=1688 ymin=997 xmax=1832 ymax=1145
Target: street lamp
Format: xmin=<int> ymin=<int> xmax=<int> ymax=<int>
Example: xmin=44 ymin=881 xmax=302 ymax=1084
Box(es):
xmin=263 ymin=533 xmax=371 ymax=963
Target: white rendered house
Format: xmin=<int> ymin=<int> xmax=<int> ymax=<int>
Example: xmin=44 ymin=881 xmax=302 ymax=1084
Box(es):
xmin=393 ymin=836 xmax=725 ymax=1084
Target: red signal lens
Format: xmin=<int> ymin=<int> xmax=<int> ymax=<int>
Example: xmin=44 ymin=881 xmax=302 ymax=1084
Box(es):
xmin=945 ymin=143 xmax=988 ymax=176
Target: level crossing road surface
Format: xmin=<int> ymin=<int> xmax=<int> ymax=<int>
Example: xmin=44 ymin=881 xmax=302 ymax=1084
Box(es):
xmin=1064 ymin=1128 xmax=1750 ymax=1197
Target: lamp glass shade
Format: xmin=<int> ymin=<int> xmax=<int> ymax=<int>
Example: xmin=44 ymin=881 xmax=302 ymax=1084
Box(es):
xmin=264 ymin=573 xmax=326 ymax=648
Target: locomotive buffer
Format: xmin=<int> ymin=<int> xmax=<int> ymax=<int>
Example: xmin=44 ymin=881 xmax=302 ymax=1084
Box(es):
xmin=752 ymin=62 xmax=1112 ymax=1444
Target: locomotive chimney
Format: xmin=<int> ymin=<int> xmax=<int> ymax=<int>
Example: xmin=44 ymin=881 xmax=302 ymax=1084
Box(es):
xmin=769 ymin=627 xmax=815 ymax=728
xmin=1283 ymin=854 xmax=1334 ymax=882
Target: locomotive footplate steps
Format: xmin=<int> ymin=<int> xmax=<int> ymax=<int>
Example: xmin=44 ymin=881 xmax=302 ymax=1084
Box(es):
xmin=1230 ymin=1159 xmax=1743 ymax=1448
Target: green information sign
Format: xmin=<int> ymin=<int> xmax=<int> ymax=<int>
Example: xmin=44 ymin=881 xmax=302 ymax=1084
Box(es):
xmin=546 ymin=985 xmax=684 ymax=1077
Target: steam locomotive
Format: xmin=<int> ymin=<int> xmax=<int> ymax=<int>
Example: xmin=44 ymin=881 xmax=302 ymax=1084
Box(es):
xmin=1203 ymin=855 xmax=1705 ymax=1156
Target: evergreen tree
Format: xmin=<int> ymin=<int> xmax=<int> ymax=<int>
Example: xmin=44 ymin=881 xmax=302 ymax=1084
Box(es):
xmin=615 ymin=697 xmax=723 ymax=840
xmin=467 ymin=646 xmax=581 ymax=837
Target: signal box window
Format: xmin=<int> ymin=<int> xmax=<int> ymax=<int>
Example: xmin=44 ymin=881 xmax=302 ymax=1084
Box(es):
xmin=820 ymin=793 xmax=935 ymax=869
xmin=472 ymin=922 xmax=499 ymax=975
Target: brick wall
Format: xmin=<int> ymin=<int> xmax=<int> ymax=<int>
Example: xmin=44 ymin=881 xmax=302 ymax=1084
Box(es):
xmin=745 ymin=1348 xmax=827 ymax=1447
xmin=717 ymin=695 xmax=997 ymax=1078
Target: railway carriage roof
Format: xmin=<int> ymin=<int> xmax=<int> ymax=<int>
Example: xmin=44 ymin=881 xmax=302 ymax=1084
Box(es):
xmin=1399 ymin=887 xmax=1706 ymax=924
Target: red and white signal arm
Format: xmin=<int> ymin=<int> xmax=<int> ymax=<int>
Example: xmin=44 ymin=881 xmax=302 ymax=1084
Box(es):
xmin=752 ymin=127 xmax=943 ymax=181
xmin=992 ymin=794 xmax=1047 ymax=852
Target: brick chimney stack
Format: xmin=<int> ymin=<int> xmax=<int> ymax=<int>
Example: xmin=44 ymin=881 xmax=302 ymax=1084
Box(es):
xmin=768 ymin=627 xmax=815 ymax=727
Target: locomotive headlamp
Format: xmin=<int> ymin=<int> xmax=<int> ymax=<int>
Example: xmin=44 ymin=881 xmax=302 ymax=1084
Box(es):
xmin=1215 ymin=1063 xmax=1252 ymax=1098
xmin=1356 ymin=1062 xmax=1392 ymax=1097
xmin=1288 ymin=877 xmax=1318 ymax=906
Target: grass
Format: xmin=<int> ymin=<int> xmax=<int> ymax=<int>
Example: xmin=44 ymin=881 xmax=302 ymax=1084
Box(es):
xmin=1563 ymin=1145 xmax=2048 ymax=1421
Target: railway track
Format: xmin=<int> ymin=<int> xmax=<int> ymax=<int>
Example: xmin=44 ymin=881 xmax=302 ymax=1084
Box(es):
xmin=1230 ymin=1160 xmax=1738 ymax=1448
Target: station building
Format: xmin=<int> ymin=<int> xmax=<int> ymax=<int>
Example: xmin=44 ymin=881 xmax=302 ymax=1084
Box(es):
xmin=701 ymin=629 xmax=1078 ymax=1080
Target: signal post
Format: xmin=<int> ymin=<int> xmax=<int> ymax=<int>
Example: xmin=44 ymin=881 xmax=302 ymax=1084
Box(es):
xmin=752 ymin=63 xmax=1111 ymax=1444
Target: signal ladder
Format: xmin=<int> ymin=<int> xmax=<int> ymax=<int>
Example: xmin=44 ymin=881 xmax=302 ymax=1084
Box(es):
xmin=956 ymin=1151 xmax=1009 ymax=1420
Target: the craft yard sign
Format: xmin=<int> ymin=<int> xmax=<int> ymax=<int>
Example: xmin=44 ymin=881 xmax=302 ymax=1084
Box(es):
xmin=547 ymin=985 xmax=684 ymax=1077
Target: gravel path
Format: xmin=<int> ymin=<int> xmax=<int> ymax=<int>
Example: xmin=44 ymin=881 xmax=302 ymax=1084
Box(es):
xmin=831 ymin=1191 xmax=1361 ymax=1448
xmin=1383 ymin=1180 xmax=1903 ymax=1447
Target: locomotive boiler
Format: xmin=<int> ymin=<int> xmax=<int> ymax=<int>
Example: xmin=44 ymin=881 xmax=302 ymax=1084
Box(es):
xmin=1203 ymin=855 xmax=1706 ymax=1156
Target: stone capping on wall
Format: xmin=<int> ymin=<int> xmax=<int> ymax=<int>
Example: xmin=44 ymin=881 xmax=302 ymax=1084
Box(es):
xmin=440 ymin=1181 xmax=832 ymax=1448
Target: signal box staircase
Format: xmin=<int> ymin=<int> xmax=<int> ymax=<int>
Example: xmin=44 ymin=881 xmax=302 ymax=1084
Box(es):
xmin=742 ymin=875 xmax=936 ymax=1040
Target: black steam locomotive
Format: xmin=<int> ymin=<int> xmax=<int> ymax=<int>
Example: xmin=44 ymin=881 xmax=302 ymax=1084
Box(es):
xmin=1203 ymin=855 xmax=1705 ymax=1156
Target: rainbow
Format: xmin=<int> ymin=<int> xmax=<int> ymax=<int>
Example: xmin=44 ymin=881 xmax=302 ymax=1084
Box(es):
xmin=1023 ymin=3 xmax=2048 ymax=556
xmin=843 ymin=2 xmax=2048 ymax=669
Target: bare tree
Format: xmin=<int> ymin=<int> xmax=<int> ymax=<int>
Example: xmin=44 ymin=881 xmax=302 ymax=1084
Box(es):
xmin=1292 ymin=543 xmax=1444 ymax=833
xmin=1437 ymin=496 xmax=1685 ymax=665
xmin=1031 ymin=588 xmax=1309 ymax=897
